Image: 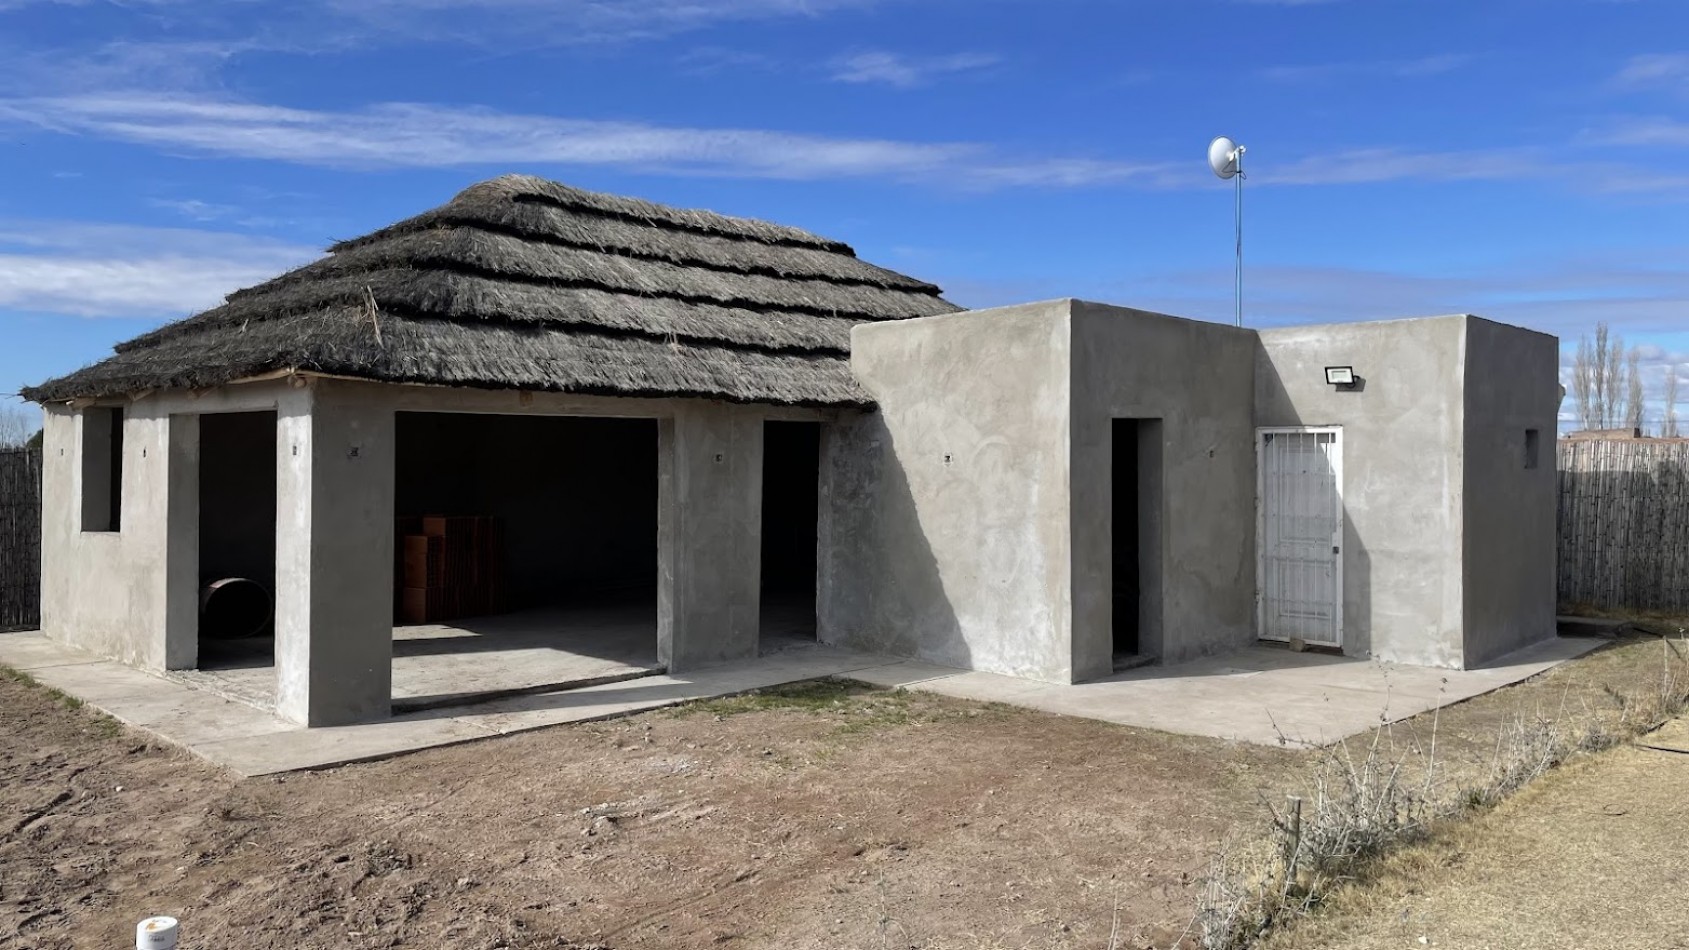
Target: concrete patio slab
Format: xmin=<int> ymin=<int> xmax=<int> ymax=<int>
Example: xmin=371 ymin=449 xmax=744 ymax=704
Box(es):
xmin=872 ymin=636 xmax=1606 ymax=746
xmin=0 ymin=628 xmax=1606 ymax=776
xmin=0 ymin=630 xmax=901 ymax=776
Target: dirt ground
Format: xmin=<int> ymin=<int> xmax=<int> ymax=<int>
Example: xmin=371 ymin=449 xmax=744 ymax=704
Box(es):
xmin=0 ymin=637 xmax=1679 ymax=950
xmin=1263 ymin=744 xmax=1689 ymax=950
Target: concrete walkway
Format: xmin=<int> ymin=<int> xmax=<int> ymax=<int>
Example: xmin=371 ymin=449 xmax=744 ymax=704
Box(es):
xmin=852 ymin=636 xmax=1605 ymax=746
xmin=0 ymin=630 xmax=1601 ymax=775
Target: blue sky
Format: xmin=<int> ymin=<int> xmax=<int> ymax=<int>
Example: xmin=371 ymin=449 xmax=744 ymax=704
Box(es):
xmin=1 ymin=0 xmax=1686 ymax=429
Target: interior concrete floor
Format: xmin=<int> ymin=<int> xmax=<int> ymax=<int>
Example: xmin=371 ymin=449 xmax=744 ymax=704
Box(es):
xmin=172 ymin=597 xmax=820 ymax=715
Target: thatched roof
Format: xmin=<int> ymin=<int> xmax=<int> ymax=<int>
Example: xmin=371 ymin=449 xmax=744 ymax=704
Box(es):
xmin=23 ymin=175 xmax=961 ymax=407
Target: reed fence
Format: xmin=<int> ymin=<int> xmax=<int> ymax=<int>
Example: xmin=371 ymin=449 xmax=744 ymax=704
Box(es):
xmin=1557 ymin=439 xmax=1689 ymax=613
xmin=0 ymin=447 xmax=42 ymax=630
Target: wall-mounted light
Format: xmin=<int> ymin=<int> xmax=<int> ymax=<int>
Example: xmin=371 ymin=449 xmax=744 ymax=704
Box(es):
xmin=1325 ymin=365 xmax=1357 ymax=388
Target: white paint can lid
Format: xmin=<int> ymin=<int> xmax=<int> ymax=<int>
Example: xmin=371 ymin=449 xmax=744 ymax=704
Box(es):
xmin=136 ymin=916 xmax=179 ymax=950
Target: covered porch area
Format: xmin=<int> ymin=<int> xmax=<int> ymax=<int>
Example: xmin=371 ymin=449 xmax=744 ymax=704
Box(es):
xmin=148 ymin=378 xmax=827 ymax=727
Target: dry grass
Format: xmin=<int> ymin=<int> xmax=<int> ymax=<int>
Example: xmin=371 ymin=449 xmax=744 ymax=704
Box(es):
xmin=1188 ymin=632 xmax=1689 ymax=950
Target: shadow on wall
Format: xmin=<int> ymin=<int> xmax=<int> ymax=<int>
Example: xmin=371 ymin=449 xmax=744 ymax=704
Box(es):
xmin=1254 ymin=351 xmax=1373 ymax=660
xmin=1557 ymin=450 xmax=1689 ymax=613
xmin=819 ymin=412 xmax=969 ymax=673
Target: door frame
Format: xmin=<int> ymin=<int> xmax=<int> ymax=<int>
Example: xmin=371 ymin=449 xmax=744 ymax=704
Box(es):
xmin=1255 ymin=425 xmax=1344 ymax=648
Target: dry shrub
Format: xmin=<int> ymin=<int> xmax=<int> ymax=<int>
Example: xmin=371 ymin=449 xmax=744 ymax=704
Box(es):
xmin=1187 ymin=633 xmax=1689 ymax=950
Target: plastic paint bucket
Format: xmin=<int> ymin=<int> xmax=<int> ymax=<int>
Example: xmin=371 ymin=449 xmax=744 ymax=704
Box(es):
xmin=136 ymin=916 xmax=179 ymax=949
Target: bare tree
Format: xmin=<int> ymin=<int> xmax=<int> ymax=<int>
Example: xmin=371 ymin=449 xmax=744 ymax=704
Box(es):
xmin=1571 ymin=323 xmax=1631 ymax=430
xmin=1666 ymin=364 xmax=1682 ymax=439
xmin=0 ymin=404 xmax=34 ymax=448
xmin=1625 ymin=346 xmax=1646 ymax=433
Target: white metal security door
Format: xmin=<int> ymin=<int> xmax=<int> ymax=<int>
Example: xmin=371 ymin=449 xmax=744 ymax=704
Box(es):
xmin=1257 ymin=427 xmax=1343 ymax=647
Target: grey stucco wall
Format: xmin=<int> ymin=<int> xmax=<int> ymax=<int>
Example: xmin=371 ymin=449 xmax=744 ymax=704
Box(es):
xmin=1461 ymin=317 xmax=1559 ymax=666
xmin=1255 ymin=316 xmax=1469 ymax=668
xmin=822 ymin=300 xmax=1076 ymax=682
xmin=39 ymin=383 xmax=289 ymax=671
xmin=1069 ymin=303 xmax=1259 ymax=676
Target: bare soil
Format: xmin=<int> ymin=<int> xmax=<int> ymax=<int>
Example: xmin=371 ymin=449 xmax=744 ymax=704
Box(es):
xmin=1 ymin=675 xmax=1298 ymax=950
xmin=0 ymin=638 xmax=1677 ymax=950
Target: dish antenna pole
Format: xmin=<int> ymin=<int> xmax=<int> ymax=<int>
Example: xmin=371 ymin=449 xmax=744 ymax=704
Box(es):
xmin=1208 ymin=136 xmax=1246 ymax=327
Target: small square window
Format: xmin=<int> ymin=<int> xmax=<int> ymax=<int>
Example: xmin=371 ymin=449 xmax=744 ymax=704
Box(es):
xmin=81 ymin=407 xmax=123 ymax=532
xmin=1524 ymin=428 xmax=1540 ymax=470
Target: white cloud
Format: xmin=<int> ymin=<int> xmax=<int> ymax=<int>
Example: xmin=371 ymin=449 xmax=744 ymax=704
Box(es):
xmin=830 ymin=50 xmax=1001 ymax=87
xmin=0 ymin=221 xmax=316 ymax=317
xmin=1261 ymin=145 xmax=1689 ymax=195
xmin=1261 ymin=53 xmax=1472 ymax=82
xmin=0 ymin=93 xmax=1188 ymax=188
xmin=1583 ymin=116 xmax=1689 ymax=147
xmin=4 ymin=93 xmax=1688 ymax=197
xmin=327 ymin=0 xmax=882 ymax=44
xmin=0 ymin=0 xmax=888 ymax=54
xmin=146 ymin=197 xmax=241 ymax=221
xmin=1613 ymin=52 xmax=1689 ymax=91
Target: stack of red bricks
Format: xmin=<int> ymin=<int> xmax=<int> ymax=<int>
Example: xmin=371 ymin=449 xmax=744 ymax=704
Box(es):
xmin=396 ymin=515 xmax=504 ymax=624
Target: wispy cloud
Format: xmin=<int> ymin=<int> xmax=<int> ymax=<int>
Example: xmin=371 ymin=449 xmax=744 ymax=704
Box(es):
xmin=830 ymin=50 xmax=1001 ymax=87
xmin=1261 ymin=53 xmax=1473 ymax=82
xmin=1612 ymin=52 xmax=1689 ymax=91
xmin=146 ymin=197 xmax=242 ymax=222
xmin=326 ymin=0 xmax=883 ymax=45
xmin=1261 ymin=145 xmax=1689 ymax=195
xmin=0 ymin=221 xmax=316 ymax=317
xmin=0 ymin=0 xmax=890 ymax=55
xmin=3 ymin=93 xmax=1687 ymax=197
xmin=1583 ymin=116 xmax=1689 ymax=147
xmin=0 ymin=93 xmax=1187 ymax=188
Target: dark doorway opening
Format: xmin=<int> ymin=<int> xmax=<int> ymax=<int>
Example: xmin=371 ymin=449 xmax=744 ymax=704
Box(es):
xmin=196 ymin=410 xmax=278 ymax=674
xmin=1113 ymin=418 xmax=1162 ymax=670
xmin=389 ymin=412 xmax=663 ymax=711
xmin=760 ymin=420 xmax=821 ymax=646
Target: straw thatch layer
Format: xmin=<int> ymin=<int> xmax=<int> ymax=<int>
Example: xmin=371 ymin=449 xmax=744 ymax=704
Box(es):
xmin=25 ymin=174 xmax=959 ymax=406
xmin=55 ymin=308 xmax=869 ymax=407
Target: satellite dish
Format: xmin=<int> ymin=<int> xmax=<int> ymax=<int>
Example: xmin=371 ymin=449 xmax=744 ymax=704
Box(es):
xmin=1208 ymin=135 xmax=1248 ymax=326
xmin=1208 ymin=136 xmax=1244 ymax=179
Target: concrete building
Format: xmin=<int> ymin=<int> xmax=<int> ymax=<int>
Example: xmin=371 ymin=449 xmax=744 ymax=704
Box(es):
xmin=24 ymin=176 xmax=1561 ymax=727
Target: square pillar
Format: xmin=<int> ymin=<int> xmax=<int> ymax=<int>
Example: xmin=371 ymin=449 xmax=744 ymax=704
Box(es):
xmin=162 ymin=412 xmax=200 ymax=670
xmin=657 ymin=401 xmax=763 ymax=672
xmin=274 ymin=382 xmax=395 ymax=726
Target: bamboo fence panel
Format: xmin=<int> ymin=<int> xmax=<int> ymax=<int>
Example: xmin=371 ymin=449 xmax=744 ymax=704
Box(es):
xmin=1557 ymin=439 xmax=1689 ymax=612
xmin=0 ymin=447 xmax=41 ymax=630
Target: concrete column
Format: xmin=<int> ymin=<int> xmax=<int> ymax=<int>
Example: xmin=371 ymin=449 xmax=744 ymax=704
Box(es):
xmin=274 ymin=382 xmax=395 ymax=726
xmin=657 ymin=401 xmax=763 ymax=672
xmin=162 ymin=413 xmax=200 ymax=670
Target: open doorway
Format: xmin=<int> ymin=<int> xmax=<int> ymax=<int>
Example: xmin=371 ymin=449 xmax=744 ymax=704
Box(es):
xmin=760 ymin=420 xmax=821 ymax=649
xmin=192 ymin=410 xmax=279 ymax=708
xmin=390 ymin=412 xmax=661 ymax=710
xmin=1113 ymin=418 xmax=1162 ymax=670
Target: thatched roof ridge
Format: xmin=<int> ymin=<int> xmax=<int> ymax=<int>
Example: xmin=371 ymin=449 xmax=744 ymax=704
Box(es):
xmin=365 ymin=174 xmax=855 ymax=253
xmin=321 ymin=195 xmax=937 ymax=292
xmin=210 ymin=228 xmax=947 ymax=324
xmin=124 ymin=270 xmax=866 ymax=355
xmin=25 ymin=174 xmax=959 ymax=406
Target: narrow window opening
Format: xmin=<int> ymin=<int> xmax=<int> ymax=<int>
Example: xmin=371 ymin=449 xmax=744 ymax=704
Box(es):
xmin=81 ymin=407 xmax=123 ymax=532
xmin=1524 ymin=428 xmax=1540 ymax=470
